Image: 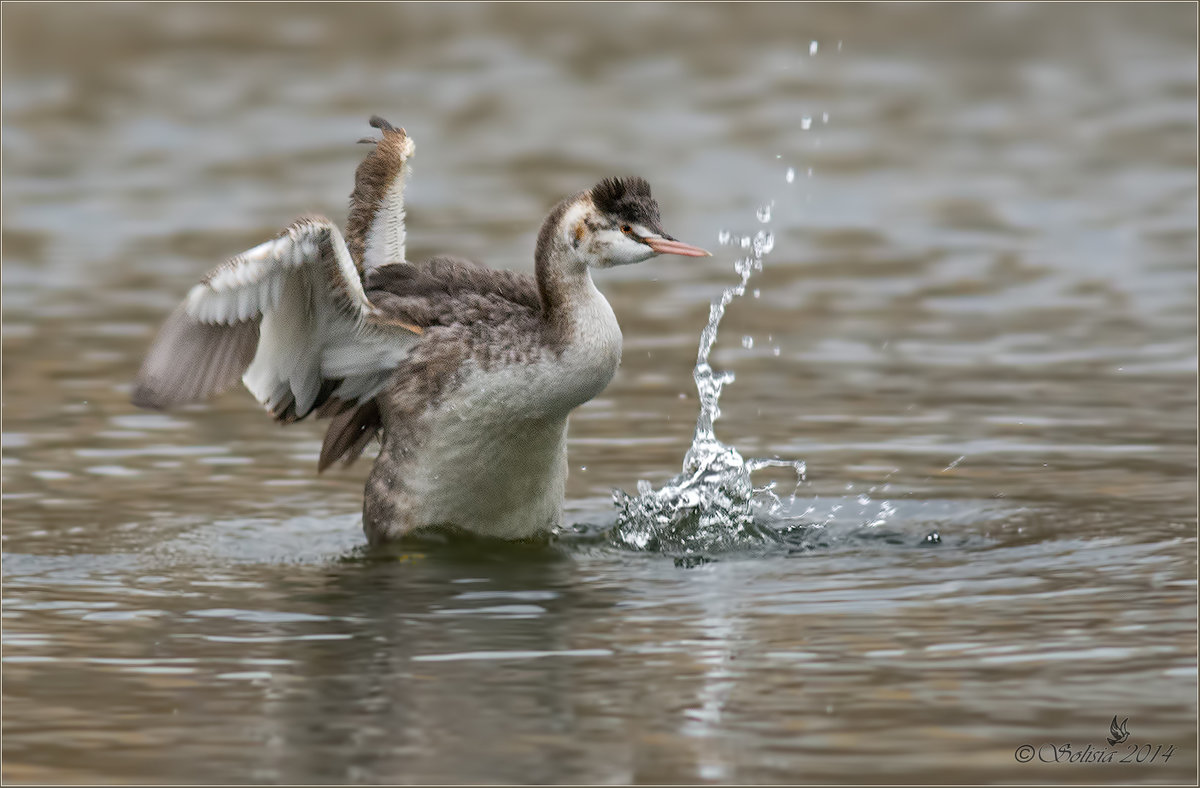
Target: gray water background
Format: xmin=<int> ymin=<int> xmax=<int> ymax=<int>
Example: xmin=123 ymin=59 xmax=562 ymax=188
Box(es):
xmin=2 ymin=3 xmax=1196 ymax=784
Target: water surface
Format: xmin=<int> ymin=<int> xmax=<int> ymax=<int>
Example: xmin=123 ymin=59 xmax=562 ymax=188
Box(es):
xmin=2 ymin=3 xmax=1196 ymax=784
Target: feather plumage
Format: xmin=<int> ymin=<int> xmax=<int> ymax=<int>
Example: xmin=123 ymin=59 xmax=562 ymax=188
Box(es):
xmin=133 ymin=215 xmax=420 ymax=424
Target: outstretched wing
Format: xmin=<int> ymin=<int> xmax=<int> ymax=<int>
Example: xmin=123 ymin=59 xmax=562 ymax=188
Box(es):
xmin=132 ymin=215 xmax=421 ymax=423
xmin=345 ymin=115 xmax=415 ymax=275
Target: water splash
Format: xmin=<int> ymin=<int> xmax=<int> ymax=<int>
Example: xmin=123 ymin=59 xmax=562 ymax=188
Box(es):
xmin=752 ymin=231 xmax=774 ymax=257
xmin=611 ymin=192 xmax=807 ymax=553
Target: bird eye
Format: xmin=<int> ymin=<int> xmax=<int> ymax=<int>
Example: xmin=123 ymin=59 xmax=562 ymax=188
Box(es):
xmin=621 ymin=225 xmax=632 ymax=234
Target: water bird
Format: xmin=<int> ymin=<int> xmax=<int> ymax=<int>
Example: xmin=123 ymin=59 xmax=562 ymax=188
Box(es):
xmin=132 ymin=116 xmax=710 ymax=543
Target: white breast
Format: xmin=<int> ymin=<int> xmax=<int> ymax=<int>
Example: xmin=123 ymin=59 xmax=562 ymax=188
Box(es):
xmin=400 ymin=277 xmax=623 ymax=538
xmin=552 ymin=274 xmax=623 ymax=411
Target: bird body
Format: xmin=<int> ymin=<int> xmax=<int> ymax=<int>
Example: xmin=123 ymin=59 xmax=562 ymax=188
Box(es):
xmin=362 ymin=259 xmax=623 ymax=541
xmin=133 ymin=117 xmax=708 ymax=542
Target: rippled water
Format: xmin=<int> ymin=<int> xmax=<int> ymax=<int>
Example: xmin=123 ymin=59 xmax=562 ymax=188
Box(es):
xmin=3 ymin=3 xmax=1196 ymax=784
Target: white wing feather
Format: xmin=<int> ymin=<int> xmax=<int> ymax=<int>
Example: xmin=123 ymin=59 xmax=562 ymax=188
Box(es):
xmin=133 ymin=215 xmax=420 ymax=420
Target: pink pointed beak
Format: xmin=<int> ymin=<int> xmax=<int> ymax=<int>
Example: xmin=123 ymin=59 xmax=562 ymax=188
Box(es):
xmin=644 ymin=235 xmax=711 ymax=257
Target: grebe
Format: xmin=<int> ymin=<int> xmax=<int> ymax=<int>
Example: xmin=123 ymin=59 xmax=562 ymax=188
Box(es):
xmin=132 ymin=116 xmax=710 ymax=542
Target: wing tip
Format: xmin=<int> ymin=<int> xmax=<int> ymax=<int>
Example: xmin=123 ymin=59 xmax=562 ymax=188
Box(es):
xmin=318 ymin=399 xmax=382 ymax=473
xmin=130 ymin=382 xmax=169 ymax=411
xmin=369 ymin=115 xmax=397 ymax=132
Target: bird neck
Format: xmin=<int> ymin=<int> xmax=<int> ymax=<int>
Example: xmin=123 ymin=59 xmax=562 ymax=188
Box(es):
xmin=533 ymin=197 xmax=623 ymax=371
xmin=534 ymin=195 xmax=594 ymax=321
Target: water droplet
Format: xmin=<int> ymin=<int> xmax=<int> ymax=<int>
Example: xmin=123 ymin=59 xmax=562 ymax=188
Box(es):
xmin=580 ymin=466 xmax=587 ymax=471
xmin=739 ymin=236 xmax=751 ymax=249
xmin=752 ymin=231 xmax=774 ymax=257
xmin=809 ymin=40 xmax=818 ymax=55
xmin=756 ymin=203 xmax=772 ymax=223
xmin=822 ymin=111 xmax=829 ymax=124
xmin=741 ymin=335 xmax=754 ymax=349
xmin=717 ymin=229 xmax=731 ymax=245
xmin=752 ymin=288 xmax=761 ymax=298
xmin=772 ymin=347 xmax=781 ymax=356
xmin=837 ymin=40 xmax=843 ymax=51
xmin=801 ymin=116 xmax=812 ymax=130
xmin=785 ymin=167 xmax=795 ymax=183
xmin=807 ymin=167 xmax=813 ymax=177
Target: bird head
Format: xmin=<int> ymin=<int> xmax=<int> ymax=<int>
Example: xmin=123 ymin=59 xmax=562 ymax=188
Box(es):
xmin=559 ymin=176 xmax=710 ymax=269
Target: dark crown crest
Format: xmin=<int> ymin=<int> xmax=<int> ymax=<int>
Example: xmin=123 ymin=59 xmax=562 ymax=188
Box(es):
xmin=590 ymin=177 xmax=661 ymax=228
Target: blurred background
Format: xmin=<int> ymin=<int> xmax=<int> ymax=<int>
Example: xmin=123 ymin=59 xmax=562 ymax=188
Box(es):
xmin=2 ymin=2 xmax=1196 ymax=784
